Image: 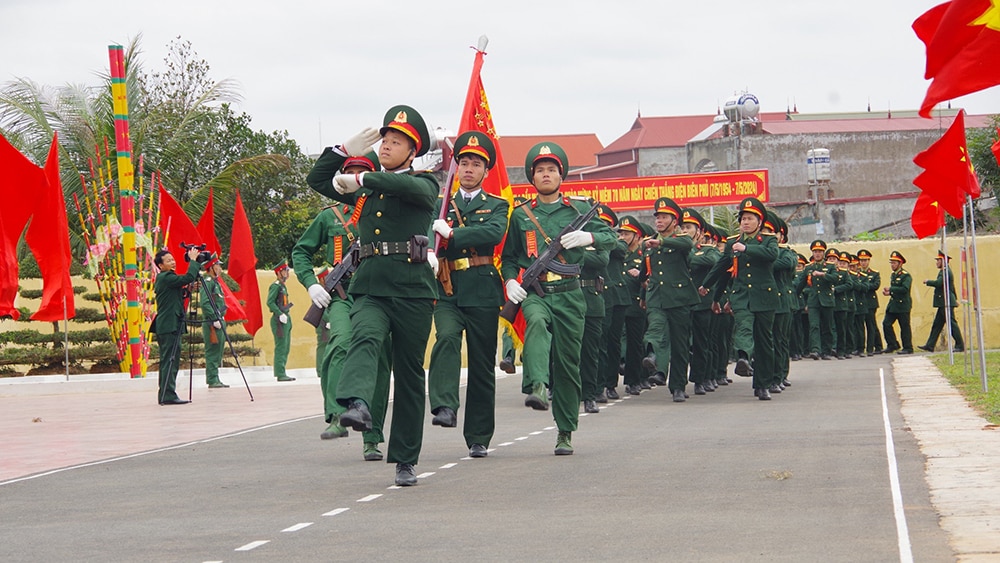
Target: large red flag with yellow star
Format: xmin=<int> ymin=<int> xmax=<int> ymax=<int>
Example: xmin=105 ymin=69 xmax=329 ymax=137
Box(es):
xmin=912 ymin=110 xmax=980 ymax=219
xmin=914 ymin=0 xmax=1000 ymax=117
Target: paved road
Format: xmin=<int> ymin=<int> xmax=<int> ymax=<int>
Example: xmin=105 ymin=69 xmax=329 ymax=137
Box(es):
xmin=0 ymin=355 xmax=992 ymax=561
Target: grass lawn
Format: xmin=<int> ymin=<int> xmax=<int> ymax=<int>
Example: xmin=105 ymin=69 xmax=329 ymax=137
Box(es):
xmin=929 ymin=351 xmax=1000 ymax=425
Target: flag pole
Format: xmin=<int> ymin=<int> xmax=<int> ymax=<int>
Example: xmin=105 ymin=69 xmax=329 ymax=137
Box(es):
xmin=961 ymin=208 xmax=972 ymax=380
xmin=63 ymin=294 xmax=70 ymax=381
xmin=941 ymin=226 xmax=953 ymax=364
xmin=966 ymin=195 xmax=987 ymax=392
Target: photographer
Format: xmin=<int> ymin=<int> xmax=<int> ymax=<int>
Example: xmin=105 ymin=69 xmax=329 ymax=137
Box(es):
xmin=151 ymin=246 xmax=203 ymax=405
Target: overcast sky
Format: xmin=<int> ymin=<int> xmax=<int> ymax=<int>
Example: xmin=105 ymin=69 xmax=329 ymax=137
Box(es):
xmin=2 ymin=0 xmax=998 ymax=155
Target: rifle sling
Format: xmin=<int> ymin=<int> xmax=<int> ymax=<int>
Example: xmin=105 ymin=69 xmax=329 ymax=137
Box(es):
xmin=521 ymin=206 xmax=568 ymax=266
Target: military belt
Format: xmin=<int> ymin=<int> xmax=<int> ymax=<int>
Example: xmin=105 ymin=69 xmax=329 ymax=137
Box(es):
xmin=538 ymin=271 xmax=577 ymax=283
xmin=448 ymin=255 xmax=493 ymax=271
xmin=579 ymin=279 xmax=597 ymax=288
xmin=357 ymin=241 xmax=411 ymax=258
xmin=540 ymin=280 xmax=580 ymax=294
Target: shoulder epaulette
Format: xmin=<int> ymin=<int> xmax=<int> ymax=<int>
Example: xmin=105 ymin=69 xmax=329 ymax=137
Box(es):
xmin=569 ymin=195 xmax=593 ymax=202
xmin=485 ymin=192 xmax=506 ymax=200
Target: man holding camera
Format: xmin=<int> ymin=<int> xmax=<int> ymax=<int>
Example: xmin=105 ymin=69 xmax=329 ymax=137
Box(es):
xmin=268 ymin=260 xmax=295 ymax=382
xmin=200 ymin=256 xmax=230 ymax=388
xmin=306 ymin=104 xmax=439 ymax=487
xmin=151 ymin=246 xmax=202 ymax=405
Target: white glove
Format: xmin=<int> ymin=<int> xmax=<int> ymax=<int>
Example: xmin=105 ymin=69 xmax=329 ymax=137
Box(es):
xmin=427 ymin=251 xmax=439 ymax=276
xmin=505 ymin=279 xmax=527 ymax=304
xmin=212 ymin=320 xmax=222 ymax=329
xmin=334 ymin=172 xmax=364 ymax=194
xmin=343 ymin=127 xmax=381 ymax=156
xmin=560 ymin=230 xmax=593 ymax=249
xmin=279 ymin=313 xmax=288 ymax=324
xmin=432 ymin=219 xmax=453 ymax=239
xmin=308 ymin=283 xmax=331 ymax=308
xmin=325 ymin=322 xmax=331 ymax=330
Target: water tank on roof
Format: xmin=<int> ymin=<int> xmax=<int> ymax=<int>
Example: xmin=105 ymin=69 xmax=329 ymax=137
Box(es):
xmin=723 ymin=93 xmax=760 ymax=122
xmin=807 ymin=148 xmax=831 ymax=184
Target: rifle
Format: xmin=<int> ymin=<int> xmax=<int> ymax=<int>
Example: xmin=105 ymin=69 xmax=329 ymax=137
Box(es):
xmin=500 ymin=201 xmax=601 ymax=323
xmin=302 ymin=239 xmax=360 ymax=328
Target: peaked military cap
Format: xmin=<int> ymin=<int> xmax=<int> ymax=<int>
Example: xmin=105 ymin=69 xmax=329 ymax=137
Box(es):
xmin=653 ymin=197 xmax=681 ymax=219
xmin=454 ymin=131 xmax=496 ymax=170
xmin=524 ymin=142 xmax=569 ymax=180
xmin=936 ymin=250 xmax=952 ymax=261
xmin=204 ymin=255 xmax=224 ymax=269
xmin=738 ymin=197 xmax=766 ymax=220
xmin=618 ymin=215 xmax=643 ymax=234
xmin=597 ymin=204 xmax=618 ymax=227
xmin=850 ymin=254 xmax=860 ymax=265
xmin=681 ymin=208 xmax=704 ymax=229
xmin=272 ymin=260 xmax=289 ymax=274
xmin=838 ymin=251 xmax=851 ymax=262
xmin=826 ymin=247 xmax=839 ymax=258
xmin=797 ymin=253 xmax=808 ymax=265
xmin=810 ymin=239 xmax=827 ymax=251
xmin=857 ymin=249 xmax=873 ymax=259
xmin=762 ymin=210 xmax=778 ymax=232
xmin=341 ymin=150 xmax=379 ymax=173
xmin=380 ymin=105 xmax=431 ymax=157
xmin=889 ymin=250 xmax=906 ymax=263
xmin=640 ymin=222 xmax=657 ymax=238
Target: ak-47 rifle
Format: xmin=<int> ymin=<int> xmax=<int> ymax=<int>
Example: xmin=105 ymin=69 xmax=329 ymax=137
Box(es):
xmin=500 ymin=201 xmax=601 ymax=323
xmin=302 ymin=239 xmax=360 ymax=328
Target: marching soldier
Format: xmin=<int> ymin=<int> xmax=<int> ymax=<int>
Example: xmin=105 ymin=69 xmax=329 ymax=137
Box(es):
xmin=699 ymin=197 xmax=779 ymax=400
xmin=616 ymin=215 xmax=648 ymax=396
xmin=267 ymin=260 xmax=295 ymax=382
xmin=919 ymin=250 xmax=965 ymax=352
xmin=579 ymin=201 xmax=612 ymax=413
xmin=199 ymin=257 xmax=230 ymax=388
xmin=848 ymin=254 xmax=864 ymax=356
xmin=856 ymin=249 xmax=884 ymax=355
xmin=598 ymin=206 xmax=630 ymax=402
xmin=768 ymin=214 xmax=797 ymax=391
xmin=427 ymin=131 xmax=509 ymax=458
xmin=832 ymin=250 xmax=852 ymax=360
xmin=682 ymin=208 xmax=719 ymax=395
xmin=306 ymin=104 xmax=439 ymax=486
xmin=881 ymin=251 xmax=914 ymax=354
xmin=795 ymin=241 xmax=837 ymax=360
xmin=500 ymin=142 xmax=617 ymax=455
xmin=707 ymin=225 xmax=734 ymax=387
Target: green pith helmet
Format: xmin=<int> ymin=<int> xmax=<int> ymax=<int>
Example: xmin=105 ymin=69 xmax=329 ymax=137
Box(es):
xmin=524 ymin=142 xmax=569 ymax=180
xmin=738 ymin=197 xmax=766 ymax=221
xmin=341 ymin=150 xmax=380 ymax=173
xmin=380 ymin=105 xmax=431 ymax=157
xmin=454 ymin=131 xmax=496 ymax=170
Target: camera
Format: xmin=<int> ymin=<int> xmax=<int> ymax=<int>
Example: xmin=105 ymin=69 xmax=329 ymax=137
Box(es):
xmin=180 ymin=242 xmax=215 ymax=264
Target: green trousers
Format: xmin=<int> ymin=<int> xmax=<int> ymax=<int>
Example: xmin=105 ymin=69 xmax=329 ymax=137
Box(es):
xmin=270 ymin=314 xmax=291 ymax=378
xmin=808 ymin=305 xmax=835 ymax=356
xmin=711 ymin=311 xmax=734 ymax=379
xmin=600 ymin=304 xmax=626 ymax=390
xmin=521 ymin=290 xmax=585 ymax=432
xmin=581 ymin=313 xmax=605 ymax=402
xmin=201 ymin=321 xmax=226 ymax=385
xmin=646 ymin=306 xmax=692 ymax=392
xmin=733 ymin=308 xmax=776 ymax=390
xmin=882 ymin=311 xmax=912 ymax=351
xmin=690 ymin=309 xmax=713 ymax=385
xmin=427 ymin=302 xmax=498 ymax=448
xmin=336 ymin=295 xmax=433 ymax=464
xmin=773 ymin=312 xmax=791 ymax=382
xmin=156 ymin=331 xmax=183 ymax=403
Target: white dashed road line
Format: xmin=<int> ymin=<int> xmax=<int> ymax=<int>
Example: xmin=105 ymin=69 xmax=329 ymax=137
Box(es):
xmin=281 ymin=522 xmax=313 ymax=532
xmin=323 ymin=508 xmax=349 ymax=517
xmin=357 ymin=494 xmax=382 ymax=502
xmin=235 ymin=540 xmax=269 ymax=551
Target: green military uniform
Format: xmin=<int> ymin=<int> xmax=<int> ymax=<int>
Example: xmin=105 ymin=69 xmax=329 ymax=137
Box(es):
xmin=599 ymin=211 xmax=631 ymax=398
xmin=920 ymin=253 xmax=964 ymax=352
xmin=578 ymin=200 xmax=611 ymax=411
xmin=882 ymin=251 xmax=913 ymax=353
xmin=789 ymin=255 xmax=808 ymax=360
xmin=701 ymin=198 xmax=779 ymax=398
xmin=616 ymin=216 xmax=648 ymax=395
xmin=199 ymin=260 xmax=228 ymax=387
xmin=427 ymin=131 xmax=509 ymax=452
xmin=151 ymin=258 xmax=202 ymax=404
xmin=706 ymin=226 xmax=734 ymax=386
xmin=266 ymin=261 xmax=294 ymax=381
xmin=501 ymin=142 xmax=617 ymax=453
xmin=830 ymin=251 xmax=853 ymax=359
xmin=849 ymin=256 xmax=866 ymax=355
xmin=684 ymin=209 xmax=720 ymax=393
xmin=769 ymin=215 xmax=797 ymax=389
xmin=857 ymin=249 xmax=884 ymax=354
xmin=306 ymin=105 xmax=438 ymax=472
xmin=795 ymin=241 xmax=837 ymax=359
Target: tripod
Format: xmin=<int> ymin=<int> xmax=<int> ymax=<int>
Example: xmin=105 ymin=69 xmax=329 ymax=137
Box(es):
xmin=184 ymin=273 xmax=254 ymax=401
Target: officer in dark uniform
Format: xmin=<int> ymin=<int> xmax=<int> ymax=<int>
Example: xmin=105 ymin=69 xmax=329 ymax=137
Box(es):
xmin=597 ymin=205 xmax=629 ymax=402
xmin=501 ymin=142 xmax=617 ymax=455
xmin=616 ymin=215 xmax=648 ymax=396
xmin=795 ymin=241 xmax=837 ymax=359
xmin=832 ymin=250 xmax=853 ymax=360
xmin=427 ymin=131 xmax=509 ymax=458
xmin=882 ymin=251 xmax=913 ymax=354
xmin=768 ymin=214 xmax=797 ymax=391
xmin=706 ymin=225 xmax=734 ymax=387
xmin=700 ymin=197 xmax=779 ymax=400
xmin=682 ymin=208 xmax=719 ymax=395
xmin=151 ymin=246 xmax=202 ymax=405
xmin=857 ymin=249 xmax=884 ymax=355
xmin=306 ymin=105 xmax=438 ymax=486
xmin=790 ymin=253 xmax=808 ymax=361
xmin=199 ymin=256 xmax=229 ymax=388
xmin=578 ymin=200 xmax=611 ymax=413
xmin=919 ymin=250 xmax=965 ymax=352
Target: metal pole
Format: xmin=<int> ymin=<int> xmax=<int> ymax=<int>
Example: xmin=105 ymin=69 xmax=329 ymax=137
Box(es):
xmin=63 ymin=294 xmax=69 ymax=381
xmin=967 ymin=195 xmax=988 ymax=392
xmin=942 ymin=228 xmax=953 ymax=365
xmin=961 ymin=212 xmax=972 ymax=379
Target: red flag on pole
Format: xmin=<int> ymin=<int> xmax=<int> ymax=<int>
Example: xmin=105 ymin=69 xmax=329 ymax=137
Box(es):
xmin=0 ymin=134 xmax=46 ymax=320
xmin=196 ymin=187 xmax=222 ymax=256
xmin=912 ymin=110 xmax=981 ymax=218
xmin=913 ymin=0 xmax=1000 ymax=117
xmin=156 ymin=184 xmax=202 ymax=261
xmin=228 ymin=190 xmax=262 ymax=336
xmin=27 ymin=133 xmax=76 ymax=321
xmin=991 ymin=127 xmax=1000 ymax=165
xmin=910 ymin=191 xmax=947 ymax=239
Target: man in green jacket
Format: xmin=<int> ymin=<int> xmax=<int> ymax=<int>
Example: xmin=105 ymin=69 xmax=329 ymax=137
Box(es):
xmin=151 ymin=246 xmax=202 ymax=405
xmin=919 ymin=250 xmax=965 ymax=352
xmin=598 ymin=206 xmax=630 ymax=401
xmin=615 ymin=215 xmax=648 ymax=397
xmin=768 ymin=214 xmax=797 ymax=392
xmin=501 ymin=142 xmax=617 ymax=455
xmin=306 ymin=105 xmax=438 ymax=487
xmin=882 ymin=251 xmax=914 ymax=354
xmin=199 ymin=257 xmax=229 ymax=389
xmin=427 ymin=131 xmax=509 ymax=458
xmin=857 ymin=249 xmax=884 ymax=355
xmin=267 ymin=260 xmax=295 ymax=382
xmin=682 ymin=208 xmax=719 ymax=395
xmin=795 ymin=241 xmax=838 ymax=360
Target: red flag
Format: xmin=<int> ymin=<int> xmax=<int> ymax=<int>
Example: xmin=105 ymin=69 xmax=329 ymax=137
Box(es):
xmin=220 ymin=281 xmax=248 ymax=323
xmin=27 ymin=133 xmax=76 ymax=321
xmin=914 ymin=0 xmax=1000 ymax=117
xmin=912 ymin=110 xmax=981 ymax=218
xmin=156 ymin=184 xmax=202 ymax=262
xmin=911 ymin=191 xmax=946 ymax=239
xmin=0 ymin=134 xmax=46 ymax=319
xmin=992 ymin=127 xmax=1000 ymax=165
xmin=228 ymin=190 xmax=262 ymax=336
xmin=196 ymin=187 xmax=222 ymax=256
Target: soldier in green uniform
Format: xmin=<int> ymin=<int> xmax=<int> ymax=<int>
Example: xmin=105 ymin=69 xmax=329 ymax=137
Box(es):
xmin=306 ymin=105 xmax=438 ymax=486
xmin=151 ymin=246 xmax=202 ymax=405
xmin=857 ymin=249 xmax=884 ymax=355
xmin=700 ymin=197 xmax=779 ymax=400
xmin=790 ymin=254 xmax=808 ymax=361
xmin=427 ymin=131 xmax=509 ymax=458
xmin=767 ymin=214 xmax=797 ymax=391
xmin=501 ymin=142 xmax=617 ymax=455
xmin=598 ymin=206 xmax=630 ymax=401
xmin=293 ymin=151 xmax=393 ymax=457
xmin=199 ymin=256 xmax=230 ymax=388
xmin=706 ymin=225 xmax=734 ymax=387
xmin=881 ymin=251 xmax=914 ymax=354
xmin=267 ymin=260 xmax=295 ymax=382
xmin=831 ymin=250 xmax=853 ymax=360
xmin=682 ymin=208 xmax=719 ymax=395
xmin=795 ymin=240 xmax=837 ymax=360
xmin=577 ymin=200 xmax=612 ymax=413
xmin=616 ymin=215 xmax=648 ymax=396
xmin=499 ymin=197 xmax=529 ymax=375
xmin=641 ymin=197 xmax=698 ymax=402
xmin=848 ymin=254 xmax=864 ymax=356
xmin=919 ymin=251 xmax=965 ymax=352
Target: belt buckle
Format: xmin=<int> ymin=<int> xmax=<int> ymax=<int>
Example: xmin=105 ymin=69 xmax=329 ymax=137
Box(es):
xmin=544 ymin=271 xmax=561 ymax=283
xmin=453 ymin=258 xmax=469 ymax=271
xmin=378 ymin=242 xmax=389 ymax=255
